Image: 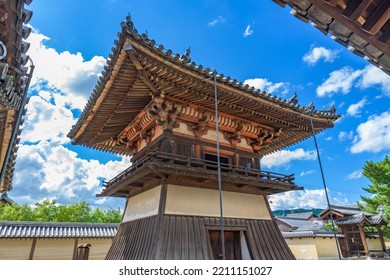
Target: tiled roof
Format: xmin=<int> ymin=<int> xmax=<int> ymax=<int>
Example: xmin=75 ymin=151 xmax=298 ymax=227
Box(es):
xmin=367 ymin=215 xmax=383 ymax=225
xmin=285 ymin=212 xmax=316 ymax=220
xmin=275 ymin=217 xmax=324 ymax=231
xmin=0 ymin=192 xmax=16 ymax=205
xmin=0 ymin=221 xmax=118 ymax=238
xmin=320 ymin=205 xmax=366 ymax=216
xmin=68 ymin=14 xmax=340 ymax=157
xmin=282 ymin=230 xmax=344 ymax=238
xmin=68 ymin=15 xmax=340 ymax=139
xmin=335 ymin=213 xmax=367 ymax=225
xmin=335 ymin=213 xmax=383 ymax=226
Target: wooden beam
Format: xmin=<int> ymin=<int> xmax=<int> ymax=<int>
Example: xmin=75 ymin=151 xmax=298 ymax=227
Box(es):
xmin=342 ymin=0 xmax=372 ymax=21
xmin=361 ymin=1 xmax=390 ymax=35
xmin=343 ymin=0 xmax=372 ymax=21
xmin=326 ymin=0 xmax=340 ymax=7
xmin=310 ymin=0 xmax=390 ymax=56
xmin=125 ymin=48 xmax=160 ymax=96
xmin=379 ymin=23 xmax=390 ymax=43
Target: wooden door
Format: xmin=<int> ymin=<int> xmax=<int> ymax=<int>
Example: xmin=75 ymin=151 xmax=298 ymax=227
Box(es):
xmin=209 ymin=230 xmax=242 ymax=260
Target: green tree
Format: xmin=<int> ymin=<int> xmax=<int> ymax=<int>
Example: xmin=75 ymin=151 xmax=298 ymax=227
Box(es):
xmin=0 ymin=199 xmax=121 ymax=223
xmin=359 ymin=155 xmax=390 ymax=238
xmin=0 ymin=203 xmax=35 ymax=221
xmin=34 ymin=199 xmax=59 ymax=222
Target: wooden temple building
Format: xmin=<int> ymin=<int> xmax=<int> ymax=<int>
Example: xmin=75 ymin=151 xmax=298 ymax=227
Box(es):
xmin=274 ymin=0 xmax=390 ymax=75
xmin=68 ymin=15 xmax=340 ymax=260
xmin=0 ymin=0 xmax=34 ymax=193
xmin=320 ymin=205 xmax=387 ymax=258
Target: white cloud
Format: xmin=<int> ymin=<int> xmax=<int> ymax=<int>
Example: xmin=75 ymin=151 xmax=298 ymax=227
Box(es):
xmin=300 ymin=170 xmax=315 ymax=177
xmin=261 ymin=148 xmax=317 ymax=169
xmin=208 ymin=16 xmax=226 ymax=26
xmin=268 ymin=188 xmax=347 ymax=209
xmin=27 ymin=31 xmax=106 ymax=110
xmin=351 ymin=111 xmax=390 ymax=153
xmin=316 ymin=65 xmax=390 ymax=97
xmin=244 ymin=78 xmax=288 ymax=95
xmin=21 ymin=92 xmax=76 ymax=144
xmin=325 ymin=136 xmax=333 ymax=141
xmin=10 ymin=28 xmax=127 ymax=210
xmin=347 ymin=97 xmax=367 ymax=116
xmin=14 ymin=141 xmax=131 ymax=202
xmin=338 ymin=131 xmax=354 ymax=142
xmin=345 ymin=170 xmax=362 ymax=180
xmin=243 ymin=24 xmax=253 ymax=37
xmin=299 ymin=169 xmax=316 ymax=177
xmin=358 ymin=64 xmax=390 ymax=95
xmin=316 ymin=66 xmax=362 ymax=97
xmin=303 ymin=46 xmax=340 ymax=66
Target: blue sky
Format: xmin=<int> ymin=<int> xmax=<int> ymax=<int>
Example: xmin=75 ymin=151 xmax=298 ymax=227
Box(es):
xmin=12 ymin=0 xmax=390 ymax=211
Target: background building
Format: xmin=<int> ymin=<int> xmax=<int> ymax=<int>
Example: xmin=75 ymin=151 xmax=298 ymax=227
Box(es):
xmin=0 ymin=0 xmax=34 ymax=193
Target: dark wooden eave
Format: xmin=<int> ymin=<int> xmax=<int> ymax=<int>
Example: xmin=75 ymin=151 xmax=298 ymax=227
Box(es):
xmin=68 ymin=15 xmax=340 ymax=156
xmin=274 ymin=0 xmax=390 ymax=75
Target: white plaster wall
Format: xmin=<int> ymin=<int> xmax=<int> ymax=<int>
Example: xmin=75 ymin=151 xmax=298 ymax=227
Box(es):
xmin=284 ymin=239 xmax=319 ymax=260
xmin=0 ymin=239 xmax=32 ymax=260
xmin=202 ymin=130 xmax=230 ymax=145
xmin=173 ymin=122 xmax=191 ymax=136
xmin=236 ymin=139 xmax=252 ymax=150
xmin=79 ymin=238 xmax=113 ymax=260
xmin=367 ymin=238 xmax=383 ymax=251
xmin=122 ymin=186 xmax=161 ymax=223
xmin=33 ymin=239 xmax=74 ymax=260
xmin=164 ymin=184 xmax=271 ymax=220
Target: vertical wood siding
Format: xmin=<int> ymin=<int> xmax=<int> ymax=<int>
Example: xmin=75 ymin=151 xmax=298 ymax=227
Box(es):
xmin=107 ymin=215 xmax=295 ymax=260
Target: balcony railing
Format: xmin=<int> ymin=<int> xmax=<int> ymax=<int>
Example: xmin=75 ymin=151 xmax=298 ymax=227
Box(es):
xmin=103 ymin=150 xmax=296 ymax=191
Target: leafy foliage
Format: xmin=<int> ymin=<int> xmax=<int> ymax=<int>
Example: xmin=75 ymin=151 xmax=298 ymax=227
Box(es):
xmin=359 ymin=155 xmax=390 ymax=238
xmin=324 ymin=222 xmax=338 ymax=232
xmin=0 ymin=199 xmax=121 ymax=223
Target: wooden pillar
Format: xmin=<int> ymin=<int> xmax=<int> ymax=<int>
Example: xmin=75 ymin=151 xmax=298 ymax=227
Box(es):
xmin=358 ymin=224 xmax=369 ymax=256
xmin=234 ymin=153 xmax=239 ymax=167
xmin=376 ymin=225 xmax=387 ymax=253
xmin=153 ymin=181 xmax=168 ymax=259
xmin=29 ymin=238 xmax=37 ymax=260
xmin=72 ymin=238 xmax=79 ymax=260
xmin=195 ymin=144 xmax=201 ymax=159
xmin=338 ymin=226 xmax=349 ymax=257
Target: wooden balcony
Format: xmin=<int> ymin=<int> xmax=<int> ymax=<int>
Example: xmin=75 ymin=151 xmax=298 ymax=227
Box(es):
xmin=99 ymin=151 xmax=302 ymax=197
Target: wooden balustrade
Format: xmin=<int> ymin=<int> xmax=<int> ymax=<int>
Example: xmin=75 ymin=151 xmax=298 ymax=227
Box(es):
xmin=102 ymin=151 xmax=296 ymax=191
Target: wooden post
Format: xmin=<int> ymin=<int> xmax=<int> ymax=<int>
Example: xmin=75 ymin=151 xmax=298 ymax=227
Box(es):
xmin=77 ymin=243 xmax=91 ymax=260
xmin=195 ymin=144 xmax=201 ymax=159
xmin=29 ymin=238 xmax=37 ymax=260
xmin=358 ymin=224 xmax=369 ymax=256
xmin=72 ymin=238 xmax=79 ymax=260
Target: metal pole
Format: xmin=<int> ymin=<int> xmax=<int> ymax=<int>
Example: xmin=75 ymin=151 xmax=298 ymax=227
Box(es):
xmin=0 ymin=62 xmax=35 ymax=188
xmin=213 ymin=70 xmax=225 ymax=260
xmin=308 ymin=110 xmax=342 ymax=260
